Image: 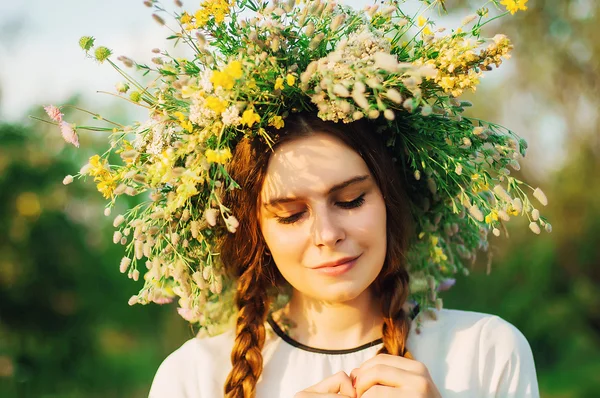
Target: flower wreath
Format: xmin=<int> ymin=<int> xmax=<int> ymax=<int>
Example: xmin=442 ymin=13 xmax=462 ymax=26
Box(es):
xmin=42 ymin=0 xmax=547 ymax=336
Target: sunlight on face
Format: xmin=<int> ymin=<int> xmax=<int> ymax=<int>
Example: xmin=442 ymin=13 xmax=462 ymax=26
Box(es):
xmin=259 ymin=133 xmax=387 ymax=304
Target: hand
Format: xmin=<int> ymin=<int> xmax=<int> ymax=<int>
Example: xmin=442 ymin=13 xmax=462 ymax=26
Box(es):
xmin=294 ymin=371 xmax=357 ymax=398
xmin=350 ymin=354 xmax=441 ymax=398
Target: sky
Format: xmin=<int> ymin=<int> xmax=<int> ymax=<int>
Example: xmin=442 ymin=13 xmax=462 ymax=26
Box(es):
xmin=0 ymin=0 xmax=566 ymax=178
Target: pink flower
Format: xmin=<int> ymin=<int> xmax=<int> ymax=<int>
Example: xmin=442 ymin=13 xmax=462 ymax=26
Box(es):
xmin=59 ymin=121 xmax=80 ymax=147
xmin=44 ymin=105 xmax=63 ymax=122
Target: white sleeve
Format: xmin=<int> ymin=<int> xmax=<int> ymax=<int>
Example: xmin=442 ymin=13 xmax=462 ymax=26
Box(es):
xmin=148 ymin=340 xmax=202 ymax=398
xmin=479 ymin=316 xmax=540 ymax=398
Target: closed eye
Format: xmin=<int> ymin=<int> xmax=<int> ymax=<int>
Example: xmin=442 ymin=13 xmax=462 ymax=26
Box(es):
xmin=275 ymin=193 xmax=366 ymax=225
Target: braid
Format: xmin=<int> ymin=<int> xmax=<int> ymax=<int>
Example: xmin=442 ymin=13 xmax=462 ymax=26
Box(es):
xmin=224 ymin=266 xmax=271 ymax=398
xmin=376 ymin=268 xmax=413 ymax=359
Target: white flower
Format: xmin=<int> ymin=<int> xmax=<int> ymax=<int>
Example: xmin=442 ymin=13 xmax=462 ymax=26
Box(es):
xmin=468 ymin=205 xmax=484 ymax=222
xmin=221 ymin=106 xmax=241 ymax=126
xmin=533 ymin=187 xmax=548 ymax=206
xmin=374 ymin=52 xmax=399 ymax=73
xmin=204 ymin=208 xmax=219 ymax=227
xmin=62 ymin=175 xmax=74 ymax=185
xmin=60 ymin=122 xmax=79 ymax=147
xmin=529 ymin=222 xmax=541 ymax=234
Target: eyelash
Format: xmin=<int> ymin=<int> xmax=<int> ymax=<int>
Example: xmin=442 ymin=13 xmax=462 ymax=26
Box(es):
xmin=275 ymin=194 xmax=366 ymax=225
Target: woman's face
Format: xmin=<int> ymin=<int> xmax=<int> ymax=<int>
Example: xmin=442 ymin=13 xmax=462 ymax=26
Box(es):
xmin=258 ymin=132 xmax=387 ymax=304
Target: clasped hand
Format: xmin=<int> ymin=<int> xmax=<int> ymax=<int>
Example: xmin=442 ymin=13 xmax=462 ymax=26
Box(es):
xmin=294 ymin=354 xmax=441 ymax=398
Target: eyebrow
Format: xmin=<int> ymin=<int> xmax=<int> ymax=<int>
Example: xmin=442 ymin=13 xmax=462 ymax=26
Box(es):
xmin=264 ymin=175 xmax=371 ymax=208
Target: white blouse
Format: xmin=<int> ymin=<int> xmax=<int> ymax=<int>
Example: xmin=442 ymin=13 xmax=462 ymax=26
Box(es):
xmin=149 ymin=309 xmax=539 ymax=397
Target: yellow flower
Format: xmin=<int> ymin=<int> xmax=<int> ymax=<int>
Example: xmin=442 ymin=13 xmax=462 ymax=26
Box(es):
xmin=225 ymin=60 xmax=243 ymax=79
xmin=173 ymin=111 xmax=186 ymax=122
xmin=241 ymin=108 xmax=261 ymax=127
xmin=180 ymin=11 xmax=192 ymax=25
xmin=210 ymin=70 xmax=235 ymax=90
xmin=485 ymin=210 xmax=499 ymax=224
xmin=269 ymin=115 xmax=285 ymax=129
xmin=500 ymin=0 xmax=528 ymax=15
xmin=274 ymin=77 xmax=285 ymax=90
xmin=205 ymin=96 xmax=228 ymax=114
xmin=422 ymin=26 xmax=433 ymax=36
xmin=417 ymin=15 xmax=427 ymax=27
xmin=205 ymin=148 xmax=232 ymax=164
xmin=286 ymin=74 xmax=296 ymax=86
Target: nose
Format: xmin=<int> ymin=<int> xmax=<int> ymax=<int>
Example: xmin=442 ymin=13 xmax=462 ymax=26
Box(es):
xmin=311 ymin=206 xmax=345 ymax=248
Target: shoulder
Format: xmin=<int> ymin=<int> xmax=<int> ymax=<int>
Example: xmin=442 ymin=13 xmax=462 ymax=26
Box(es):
xmin=410 ymin=309 xmax=539 ymax=397
xmin=420 ymin=308 xmax=532 ymax=357
xmin=149 ymin=330 xmax=235 ymax=398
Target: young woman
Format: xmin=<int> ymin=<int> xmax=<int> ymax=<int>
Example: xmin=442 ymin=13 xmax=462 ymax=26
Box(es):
xmin=149 ymin=114 xmax=539 ymax=397
xmin=46 ymin=1 xmax=547 ymax=397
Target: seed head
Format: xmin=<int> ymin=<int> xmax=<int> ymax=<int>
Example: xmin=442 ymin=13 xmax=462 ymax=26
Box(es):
xmin=79 ymin=36 xmax=95 ymax=51
xmin=94 ymin=46 xmax=113 ymax=63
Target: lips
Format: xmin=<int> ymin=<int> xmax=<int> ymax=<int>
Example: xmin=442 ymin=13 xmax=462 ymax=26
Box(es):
xmin=313 ymin=254 xmax=361 ymax=269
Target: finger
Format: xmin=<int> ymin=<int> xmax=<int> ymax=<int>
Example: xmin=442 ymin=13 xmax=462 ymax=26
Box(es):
xmin=356 ymin=354 xmax=429 ymax=376
xmin=354 ymin=364 xmax=427 ymax=398
xmin=295 ymin=393 xmax=354 ymax=398
xmin=303 ymin=371 xmax=356 ymax=397
xmin=361 ymin=385 xmax=407 ymax=398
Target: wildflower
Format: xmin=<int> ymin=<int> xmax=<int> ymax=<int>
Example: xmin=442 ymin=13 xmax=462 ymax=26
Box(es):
xmin=152 ymin=14 xmax=165 ymax=25
xmin=286 ymin=74 xmax=296 ymax=86
xmin=269 ymin=116 xmax=285 ymax=129
xmin=461 ymin=14 xmax=478 ymax=26
xmin=104 ymin=208 xmax=111 ymax=216
xmin=274 ymin=77 xmax=285 ymax=90
xmin=437 ymin=278 xmax=456 ymax=292
xmin=113 ymin=231 xmax=122 ymax=244
xmin=512 ymin=197 xmax=523 ymax=214
xmin=529 ymin=221 xmax=541 ymax=234
xmin=533 ymin=187 xmax=548 ymax=206
xmin=59 ymin=175 xmax=74 ymax=187
xmin=119 ymin=256 xmax=131 ymax=273
xmin=468 ymin=205 xmax=484 ymax=222
xmin=374 ymin=52 xmax=399 ymax=73
xmin=79 ymin=36 xmax=95 ymax=51
xmin=454 ymin=164 xmax=463 ymax=175
xmin=44 ymin=105 xmax=63 ymax=122
xmin=493 ymin=185 xmax=512 ymax=202
xmin=492 ymin=228 xmax=500 ymax=237
xmin=94 ymin=46 xmax=113 ymax=63
xmin=500 ymin=0 xmax=528 ymax=15
xmin=384 ymin=109 xmax=395 ymax=121
xmin=60 ymin=122 xmax=80 ymax=147
xmin=485 ymin=210 xmax=498 ymax=224
xmin=385 ymin=89 xmax=402 ymax=104
xmin=417 ymin=15 xmax=427 ymax=27
xmin=128 ymin=295 xmax=138 ymax=305
xmin=115 ymin=82 xmax=130 ymax=93
xmin=130 ymin=91 xmax=141 ymax=102
xmin=205 ymin=148 xmax=232 ymax=164
xmin=204 ymin=208 xmax=219 ymax=227
xmin=132 ymin=269 xmax=140 ymax=281
xmin=531 ymin=208 xmax=540 ymax=221
xmin=241 ymin=108 xmax=260 ymax=127
xmin=225 ymin=215 xmax=239 ymax=233
xmin=113 ymin=214 xmax=125 ymax=227
xmin=205 ymin=97 xmax=228 ymax=114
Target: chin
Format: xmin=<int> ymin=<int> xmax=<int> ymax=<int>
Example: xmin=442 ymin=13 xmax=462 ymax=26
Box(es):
xmin=309 ymin=280 xmax=370 ymax=304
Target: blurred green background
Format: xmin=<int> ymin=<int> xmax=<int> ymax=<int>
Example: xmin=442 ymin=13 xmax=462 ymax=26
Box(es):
xmin=0 ymin=0 xmax=599 ymax=397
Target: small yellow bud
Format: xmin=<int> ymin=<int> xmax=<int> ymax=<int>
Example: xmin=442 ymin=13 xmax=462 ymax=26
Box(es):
xmin=94 ymin=46 xmax=112 ymax=63
xmin=79 ymin=36 xmax=95 ymax=51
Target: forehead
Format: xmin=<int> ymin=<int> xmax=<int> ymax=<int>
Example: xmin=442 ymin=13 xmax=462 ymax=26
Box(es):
xmin=260 ymin=133 xmax=370 ymax=200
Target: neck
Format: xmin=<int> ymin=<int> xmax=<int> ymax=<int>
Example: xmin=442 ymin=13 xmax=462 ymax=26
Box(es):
xmin=275 ymin=288 xmax=383 ymax=350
